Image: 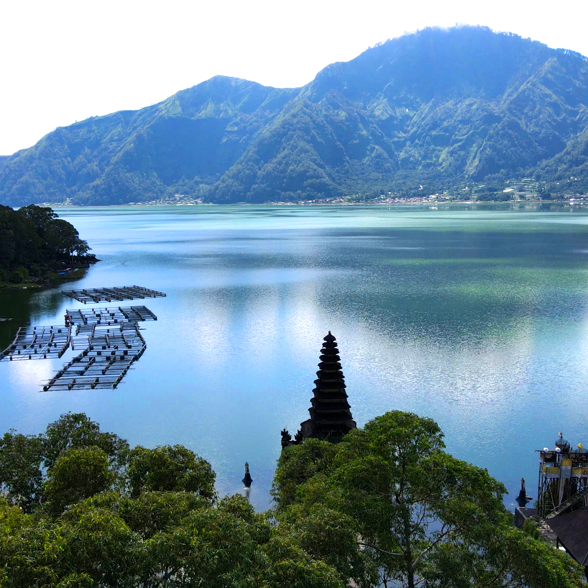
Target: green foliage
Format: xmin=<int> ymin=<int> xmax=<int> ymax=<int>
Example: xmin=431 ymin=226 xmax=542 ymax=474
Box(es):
xmin=42 ymin=412 xmax=128 ymax=471
xmin=58 ymin=503 xmax=137 ymax=586
xmin=9 ymin=267 xmax=29 ymax=284
xmin=273 ymin=411 xmax=585 ymax=588
xmin=271 ymin=438 xmax=338 ymax=511
xmin=85 ymin=491 xmax=210 ymax=539
xmin=0 ymin=412 xmax=585 ymax=587
xmin=0 ymin=431 xmax=44 ymax=511
xmin=275 ymin=504 xmax=377 ymax=587
xmin=261 ymin=535 xmax=346 ymax=588
xmin=0 ymin=413 xmax=128 ymax=513
xmin=44 ymin=447 xmax=115 ymax=515
xmin=127 ymin=444 xmax=216 ymax=499
xmin=523 ymin=517 xmax=541 ymax=539
xmin=0 ymin=205 xmax=93 ymax=285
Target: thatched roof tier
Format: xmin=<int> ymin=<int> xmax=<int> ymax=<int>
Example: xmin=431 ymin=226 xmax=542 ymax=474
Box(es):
xmin=299 ymin=332 xmax=356 ymax=442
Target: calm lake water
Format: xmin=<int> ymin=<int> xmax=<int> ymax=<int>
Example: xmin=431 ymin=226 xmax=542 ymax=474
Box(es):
xmin=2 ymin=204 xmax=588 ymax=510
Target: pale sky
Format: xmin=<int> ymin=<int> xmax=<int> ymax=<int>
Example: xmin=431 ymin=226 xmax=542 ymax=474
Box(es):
xmin=1 ymin=0 xmax=587 ymax=155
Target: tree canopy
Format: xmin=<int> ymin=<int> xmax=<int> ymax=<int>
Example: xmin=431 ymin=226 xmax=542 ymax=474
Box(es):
xmin=0 ymin=411 xmax=584 ymax=587
xmin=273 ymin=412 xmax=585 ymax=588
xmin=0 ymin=204 xmax=94 ymax=284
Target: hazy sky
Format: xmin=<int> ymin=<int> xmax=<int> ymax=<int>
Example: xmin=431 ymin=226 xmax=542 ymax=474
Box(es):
xmin=1 ymin=0 xmax=586 ymax=155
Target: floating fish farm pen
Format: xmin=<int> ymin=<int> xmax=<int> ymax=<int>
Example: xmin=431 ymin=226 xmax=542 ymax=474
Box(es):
xmin=0 ymin=325 xmax=71 ymax=361
xmin=537 ymin=433 xmax=588 ymax=518
xmin=62 ymin=285 xmax=166 ymax=304
xmin=43 ymin=323 xmax=146 ymax=391
xmin=1 ymin=286 xmax=165 ymax=390
xmin=66 ymin=305 xmax=157 ymax=325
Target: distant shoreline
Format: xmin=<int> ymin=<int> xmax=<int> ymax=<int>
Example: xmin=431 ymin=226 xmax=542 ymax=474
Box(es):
xmin=42 ymin=198 xmax=588 ymax=208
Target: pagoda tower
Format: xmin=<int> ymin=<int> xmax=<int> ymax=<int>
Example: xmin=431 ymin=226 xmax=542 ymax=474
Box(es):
xmin=300 ymin=332 xmax=356 ymax=441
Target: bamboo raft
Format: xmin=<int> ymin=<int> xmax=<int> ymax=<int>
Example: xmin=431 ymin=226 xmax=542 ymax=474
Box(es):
xmin=1 ymin=287 xmax=164 ymax=389
xmin=0 ymin=326 xmax=71 ymax=361
xmin=43 ymin=324 xmax=146 ymax=391
xmin=61 ymin=285 xmax=166 ymax=304
xmin=71 ymin=322 xmax=144 ymax=351
xmin=67 ymin=305 xmax=157 ymax=325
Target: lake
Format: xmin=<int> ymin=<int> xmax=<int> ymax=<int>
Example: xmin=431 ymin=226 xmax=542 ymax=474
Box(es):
xmin=2 ymin=203 xmax=588 ymax=510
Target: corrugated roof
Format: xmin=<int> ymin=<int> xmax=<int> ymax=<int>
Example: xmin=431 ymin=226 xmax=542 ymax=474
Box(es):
xmin=548 ymin=506 xmax=588 ymax=566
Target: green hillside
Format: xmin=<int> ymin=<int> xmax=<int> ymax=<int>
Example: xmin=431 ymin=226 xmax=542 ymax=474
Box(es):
xmin=1 ymin=26 xmax=588 ymax=205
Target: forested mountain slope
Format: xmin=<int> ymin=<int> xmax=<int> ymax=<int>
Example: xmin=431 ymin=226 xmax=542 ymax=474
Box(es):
xmin=2 ymin=26 xmax=588 ymax=205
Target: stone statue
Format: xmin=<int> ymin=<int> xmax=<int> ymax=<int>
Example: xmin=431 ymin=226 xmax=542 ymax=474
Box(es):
xmin=281 ymin=428 xmax=292 ymax=449
xmin=242 ymin=462 xmax=252 ymax=488
xmin=516 ymin=477 xmax=531 ymax=505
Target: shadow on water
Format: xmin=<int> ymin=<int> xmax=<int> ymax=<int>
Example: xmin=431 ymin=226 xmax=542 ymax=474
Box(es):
xmin=0 ymin=289 xmax=37 ymax=350
xmin=0 ymin=288 xmax=68 ymax=351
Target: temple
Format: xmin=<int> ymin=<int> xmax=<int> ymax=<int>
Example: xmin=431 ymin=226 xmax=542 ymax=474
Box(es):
xmin=299 ymin=331 xmax=356 ymax=441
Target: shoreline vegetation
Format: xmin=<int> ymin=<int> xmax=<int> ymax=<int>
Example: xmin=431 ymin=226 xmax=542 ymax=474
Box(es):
xmin=0 ymin=204 xmax=97 ymax=290
xmin=0 ymin=411 xmax=584 ymax=587
xmin=39 ymin=181 xmax=588 ymax=208
xmin=38 ymin=197 xmax=588 ymax=208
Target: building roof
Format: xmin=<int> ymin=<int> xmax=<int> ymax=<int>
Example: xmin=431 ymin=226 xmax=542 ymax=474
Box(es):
xmin=548 ymin=507 xmax=588 ymax=566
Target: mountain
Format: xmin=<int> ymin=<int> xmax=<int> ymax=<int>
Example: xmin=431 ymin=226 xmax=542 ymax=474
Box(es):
xmin=2 ymin=26 xmax=588 ymax=206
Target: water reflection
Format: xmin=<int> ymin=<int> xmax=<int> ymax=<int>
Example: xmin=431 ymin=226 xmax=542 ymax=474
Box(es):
xmin=2 ymin=204 xmax=588 ymax=511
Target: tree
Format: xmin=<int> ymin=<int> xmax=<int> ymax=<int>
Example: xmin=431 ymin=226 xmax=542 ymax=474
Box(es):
xmin=44 ymin=447 xmax=114 ymax=515
xmin=58 ymin=503 xmax=137 ymax=586
xmin=85 ymin=490 xmax=211 ymax=539
xmin=272 ymin=438 xmax=338 ymax=511
xmin=0 ymin=499 xmax=64 ymax=587
xmin=136 ymin=494 xmax=343 ymax=588
xmin=0 ymin=498 xmax=135 ymax=588
xmin=273 ymin=412 xmax=585 ymax=588
xmin=43 ymin=412 xmax=129 ymax=472
xmin=45 ymin=219 xmax=85 ymax=259
xmin=15 ymin=205 xmax=57 ymax=237
xmin=2 ymin=412 xmax=583 ymax=587
xmin=0 ymin=414 xmax=129 ymax=514
xmin=0 ymin=491 xmax=344 ymax=588
xmin=127 ymin=445 xmax=215 ymax=500
xmin=0 ymin=205 xmax=93 ymax=284
xmin=0 ymin=431 xmax=44 ymax=512
xmin=274 ymin=503 xmax=377 ymax=587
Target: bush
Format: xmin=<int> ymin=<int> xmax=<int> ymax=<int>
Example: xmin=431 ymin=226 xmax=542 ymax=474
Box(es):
xmin=9 ymin=266 xmax=29 ymax=284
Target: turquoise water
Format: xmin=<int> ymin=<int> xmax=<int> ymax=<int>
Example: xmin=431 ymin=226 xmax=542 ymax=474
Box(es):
xmin=2 ymin=204 xmax=588 ymax=510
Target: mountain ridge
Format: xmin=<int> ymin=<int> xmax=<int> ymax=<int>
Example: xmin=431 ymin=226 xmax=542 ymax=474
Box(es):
xmin=2 ymin=25 xmax=588 ymax=205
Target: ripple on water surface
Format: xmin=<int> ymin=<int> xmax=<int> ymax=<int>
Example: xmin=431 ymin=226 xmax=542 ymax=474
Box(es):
xmin=2 ymin=204 xmax=588 ymax=510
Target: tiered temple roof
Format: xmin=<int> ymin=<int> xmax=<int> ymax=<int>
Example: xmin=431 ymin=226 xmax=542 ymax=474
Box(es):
xmin=300 ymin=332 xmax=356 ymax=441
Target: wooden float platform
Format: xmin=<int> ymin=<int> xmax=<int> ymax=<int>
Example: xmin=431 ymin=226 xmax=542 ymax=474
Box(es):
xmin=67 ymin=305 xmax=157 ymax=325
xmin=43 ymin=324 xmax=146 ymax=391
xmin=61 ymin=285 xmax=166 ymax=304
xmin=71 ymin=322 xmax=144 ymax=352
xmin=0 ymin=326 xmax=71 ymax=361
xmin=2 ymin=290 xmax=163 ymax=390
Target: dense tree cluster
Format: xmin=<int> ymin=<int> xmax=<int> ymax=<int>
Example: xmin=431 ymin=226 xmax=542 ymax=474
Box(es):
xmin=0 ymin=413 xmax=342 ymax=587
xmin=0 ymin=411 xmax=583 ymax=587
xmin=0 ymin=205 xmax=93 ymax=284
xmin=273 ymin=412 xmax=585 ymax=587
